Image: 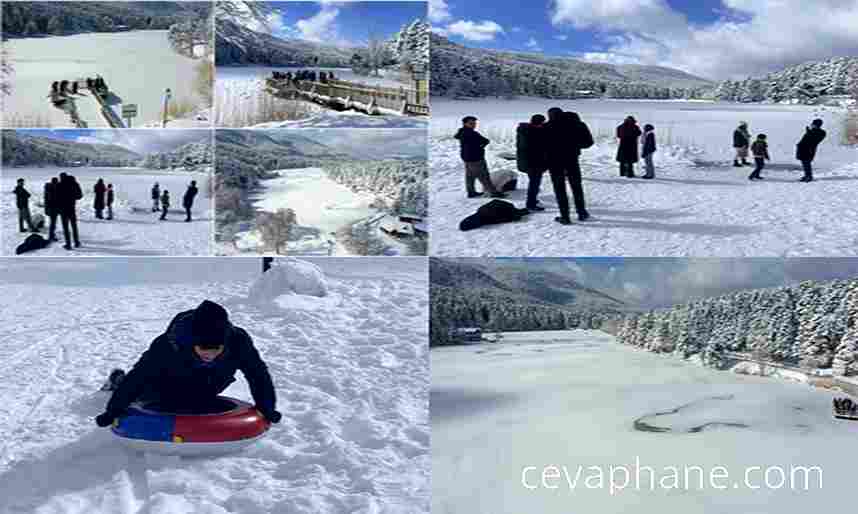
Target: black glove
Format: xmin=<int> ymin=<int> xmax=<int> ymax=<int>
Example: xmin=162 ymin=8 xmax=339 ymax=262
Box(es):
xmin=259 ymin=408 xmax=282 ymax=424
xmin=95 ymin=411 xmax=117 ymax=427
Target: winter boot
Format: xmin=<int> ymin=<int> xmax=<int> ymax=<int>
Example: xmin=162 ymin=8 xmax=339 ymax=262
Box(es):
xmin=555 ymin=216 xmax=573 ymax=225
xmin=742 ymin=159 xmax=752 ymax=166
xmin=733 ymin=160 xmax=742 ymax=168
xmin=467 ymin=192 xmax=484 ymax=199
xmin=578 ymin=212 xmax=591 ymax=222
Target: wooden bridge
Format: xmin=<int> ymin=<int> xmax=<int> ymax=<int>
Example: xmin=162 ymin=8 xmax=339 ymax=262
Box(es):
xmin=265 ymin=77 xmax=429 ymax=117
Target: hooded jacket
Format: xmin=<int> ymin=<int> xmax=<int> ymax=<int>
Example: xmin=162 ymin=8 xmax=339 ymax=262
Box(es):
xmin=105 ymin=301 xmax=276 ymax=417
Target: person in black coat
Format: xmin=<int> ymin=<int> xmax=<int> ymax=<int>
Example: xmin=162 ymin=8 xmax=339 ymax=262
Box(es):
xmin=641 ymin=124 xmax=657 ymax=179
xmin=106 ymin=183 xmax=114 ymax=220
xmin=616 ymin=116 xmax=642 ymax=177
xmin=57 ymin=172 xmax=83 ymax=250
xmin=516 ymin=114 xmax=550 ymax=211
xmin=454 ymin=116 xmax=503 ymax=198
xmin=44 ymin=177 xmax=59 ymax=241
xmin=151 ymin=182 xmax=160 ymax=212
xmin=93 ymin=178 xmax=106 ymax=219
xmin=94 ymin=300 xmax=280 ymax=426
xmin=183 ymin=180 xmax=199 ymax=222
xmin=13 ymin=178 xmax=35 ymax=233
xmin=796 ymin=118 xmax=827 ymax=182
xmin=545 ymin=108 xmax=594 ymax=225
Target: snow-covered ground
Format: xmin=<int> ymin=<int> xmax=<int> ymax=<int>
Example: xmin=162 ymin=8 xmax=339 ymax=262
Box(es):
xmin=5 ymin=31 xmax=209 ymax=128
xmin=430 ymin=98 xmax=858 ymax=256
xmin=223 ymin=167 xmax=381 ymax=256
xmin=2 ymin=167 xmax=211 ymax=256
xmin=0 ymin=257 xmax=429 ymax=514
xmin=215 ymin=67 xmax=427 ymax=129
xmin=432 ymin=330 xmax=856 ymax=514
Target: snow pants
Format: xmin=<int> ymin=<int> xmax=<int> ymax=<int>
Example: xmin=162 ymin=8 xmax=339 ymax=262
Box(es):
xmin=60 ymin=210 xmax=80 ymax=247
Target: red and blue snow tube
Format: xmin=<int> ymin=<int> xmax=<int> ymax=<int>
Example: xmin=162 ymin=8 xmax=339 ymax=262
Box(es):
xmin=111 ymin=396 xmax=270 ymax=456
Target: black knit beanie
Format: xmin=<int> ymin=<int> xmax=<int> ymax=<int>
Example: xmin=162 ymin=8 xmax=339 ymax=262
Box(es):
xmin=192 ymin=300 xmax=231 ymax=348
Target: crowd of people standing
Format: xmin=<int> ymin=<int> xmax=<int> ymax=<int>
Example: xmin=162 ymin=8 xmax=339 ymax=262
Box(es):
xmin=455 ymin=110 xmax=831 ymax=228
xmin=13 ymin=176 xmax=200 ymax=251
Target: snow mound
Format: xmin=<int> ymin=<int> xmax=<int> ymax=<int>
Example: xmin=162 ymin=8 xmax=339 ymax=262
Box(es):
xmin=248 ymin=258 xmax=328 ymax=302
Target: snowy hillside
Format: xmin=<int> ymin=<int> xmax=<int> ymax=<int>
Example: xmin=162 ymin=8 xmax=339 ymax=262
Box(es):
xmin=617 ymin=277 xmax=858 ymax=376
xmin=430 ymin=97 xmax=858 ymax=257
xmin=0 ymin=257 xmax=429 ymax=514
xmin=433 ymin=330 xmax=855 ymax=514
xmin=325 ymin=159 xmax=428 ymax=217
xmin=430 ymin=258 xmax=627 ymax=346
xmin=387 ymin=20 xmax=429 ymax=70
xmin=1 ymin=1 xmax=211 ymax=37
xmin=710 ymin=57 xmax=858 ymax=104
xmin=215 ymin=2 xmax=354 ymax=68
xmin=430 ymin=33 xmax=713 ymax=99
xmin=2 ymin=131 xmax=141 ymax=168
xmin=140 ymin=138 xmax=214 ymax=171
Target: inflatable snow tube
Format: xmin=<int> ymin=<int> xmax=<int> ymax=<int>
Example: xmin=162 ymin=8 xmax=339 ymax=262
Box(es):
xmin=111 ymin=396 xmax=270 ymax=456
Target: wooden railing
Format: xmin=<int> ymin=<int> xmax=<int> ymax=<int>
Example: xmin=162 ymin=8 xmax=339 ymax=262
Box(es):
xmin=265 ymin=77 xmax=429 ymax=116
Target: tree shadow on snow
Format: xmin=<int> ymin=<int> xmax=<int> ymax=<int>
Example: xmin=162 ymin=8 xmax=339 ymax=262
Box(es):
xmin=431 ymin=388 xmax=519 ymax=423
xmin=589 ymin=207 xmax=688 ymax=220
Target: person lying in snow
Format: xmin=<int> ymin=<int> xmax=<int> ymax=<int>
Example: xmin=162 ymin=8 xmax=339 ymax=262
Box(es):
xmin=95 ymin=300 xmax=281 ymax=427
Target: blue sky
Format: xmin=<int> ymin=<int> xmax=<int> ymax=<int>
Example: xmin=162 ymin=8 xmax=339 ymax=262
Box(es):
xmin=268 ymin=1 xmax=426 ymax=47
xmin=429 ymin=0 xmax=858 ymax=79
xmin=14 ymin=129 xmax=210 ymax=154
xmin=491 ymin=258 xmax=858 ymax=308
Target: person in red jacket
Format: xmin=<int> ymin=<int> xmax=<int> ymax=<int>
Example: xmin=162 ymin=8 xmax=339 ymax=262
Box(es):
xmin=616 ymin=116 xmax=642 ymax=178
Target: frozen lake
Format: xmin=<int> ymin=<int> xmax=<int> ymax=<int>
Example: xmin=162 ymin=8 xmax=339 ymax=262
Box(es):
xmin=215 ymin=66 xmax=427 ymax=128
xmin=430 ymin=98 xmax=858 ymax=257
xmin=5 ymin=31 xmax=204 ymax=128
xmin=230 ymin=167 xmax=379 ymax=255
xmin=2 ymin=167 xmax=211 ymax=256
xmin=432 ymin=330 xmax=856 ymax=513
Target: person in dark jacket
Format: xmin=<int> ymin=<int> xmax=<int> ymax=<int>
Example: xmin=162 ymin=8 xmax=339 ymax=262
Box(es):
xmin=796 ymin=118 xmax=826 ymax=182
xmin=44 ymin=177 xmax=59 ymax=241
xmin=545 ymin=108 xmax=594 ymax=225
xmin=14 ymin=178 xmax=35 ymax=233
xmin=151 ymin=182 xmax=160 ymax=212
xmin=57 ymin=172 xmax=83 ymax=250
xmin=459 ymin=199 xmax=530 ymax=231
xmin=454 ymin=116 xmax=504 ymax=199
xmin=93 ymin=178 xmax=106 ymax=219
xmin=106 ymin=183 xmax=114 ymax=220
xmin=733 ymin=122 xmax=752 ymax=167
xmin=183 ymin=180 xmax=199 ymax=222
xmin=641 ymin=124 xmax=657 ymax=179
xmin=616 ymin=116 xmax=642 ymax=177
xmin=94 ymin=300 xmax=281 ymax=427
xmin=749 ymin=134 xmax=770 ymax=180
xmin=160 ymin=190 xmax=171 ymax=220
xmin=516 ymin=114 xmax=550 ymax=211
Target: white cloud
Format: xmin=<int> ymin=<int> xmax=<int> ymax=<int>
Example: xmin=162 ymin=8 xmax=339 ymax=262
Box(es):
xmin=444 ymin=19 xmax=504 ymax=42
xmin=525 ymin=37 xmax=542 ymax=52
xmin=578 ymin=51 xmax=642 ymax=66
xmin=296 ymin=5 xmax=341 ymax=43
xmin=554 ymin=34 xmax=568 ymax=41
xmin=551 ymin=0 xmax=858 ymax=79
xmin=429 ymin=0 xmax=452 ymax=23
xmin=511 ymin=26 xmax=523 ymax=33
xmin=73 ymin=130 xmax=209 ymax=154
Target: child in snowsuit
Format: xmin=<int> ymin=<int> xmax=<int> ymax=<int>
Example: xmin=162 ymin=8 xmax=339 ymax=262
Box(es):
xmin=160 ymin=190 xmax=170 ymax=220
xmin=749 ymin=134 xmax=770 ymax=180
xmin=641 ymin=124 xmax=656 ymax=179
